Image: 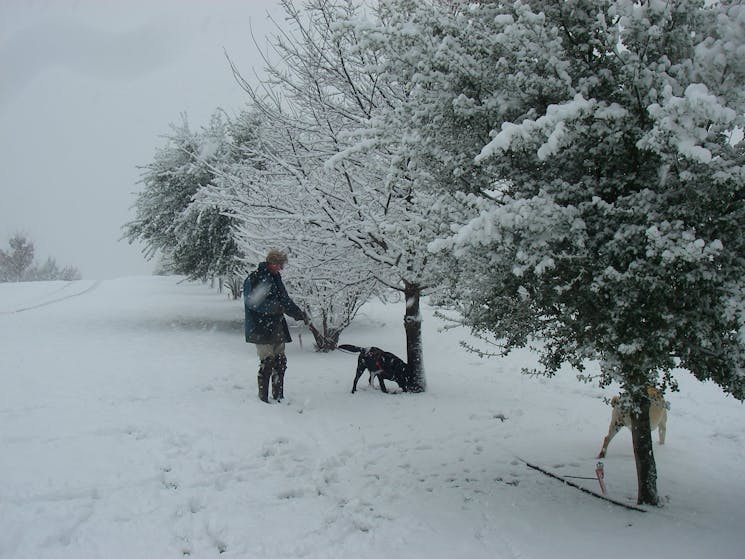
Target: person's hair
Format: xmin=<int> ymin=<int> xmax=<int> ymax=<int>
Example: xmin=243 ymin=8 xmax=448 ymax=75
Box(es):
xmin=265 ymin=249 xmax=288 ymax=265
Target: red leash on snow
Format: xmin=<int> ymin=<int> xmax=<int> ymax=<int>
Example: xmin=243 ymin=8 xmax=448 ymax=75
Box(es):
xmin=595 ymin=461 xmax=606 ymax=495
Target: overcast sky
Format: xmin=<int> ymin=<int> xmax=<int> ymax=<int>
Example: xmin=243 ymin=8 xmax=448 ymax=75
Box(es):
xmin=0 ymin=0 xmax=284 ymax=279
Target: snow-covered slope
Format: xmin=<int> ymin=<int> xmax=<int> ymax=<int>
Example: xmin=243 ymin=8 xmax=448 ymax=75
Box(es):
xmin=1 ymin=276 xmax=743 ymax=558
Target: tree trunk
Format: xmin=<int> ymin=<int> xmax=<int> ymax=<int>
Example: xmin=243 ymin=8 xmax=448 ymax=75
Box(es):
xmin=403 ymin=281 xmax=426 ymax=392
xmin=630 ymin=392 xmax=659 ymax=505
xmin=307 ymin=321 xmax=340 ymax=352
xmin=312 ymin=326 xmax=340 ymax=352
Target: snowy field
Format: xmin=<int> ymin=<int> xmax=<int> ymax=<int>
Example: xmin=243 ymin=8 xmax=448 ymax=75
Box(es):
xmin=1 ymin=276 xmax=743 ymax=559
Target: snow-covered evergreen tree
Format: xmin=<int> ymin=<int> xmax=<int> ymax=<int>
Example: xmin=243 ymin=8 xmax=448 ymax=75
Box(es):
xmin=28 ymin=258 xmax=82 ymax=281
xmin=29 ymin=257 xmax=61 ymax=281
xmin=362 ymin=0 xmax=745 ymax=504
xmin=0 ymin=248 xmax=7 ymax=283
xmin=0 ymin=234 xmax=80 ymax=281
xmin=0 ymin=233 xmax=35 ymax=282
xmin=123 ymin=113 xmax=244 ymax=286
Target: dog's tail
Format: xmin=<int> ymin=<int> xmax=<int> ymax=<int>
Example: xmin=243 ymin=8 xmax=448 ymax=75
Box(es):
xmin=337 ymin=344 xmax=365 ymax=353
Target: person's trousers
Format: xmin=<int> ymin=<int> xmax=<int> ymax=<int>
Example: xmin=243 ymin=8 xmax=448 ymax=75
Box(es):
xmin=255 ymin=343 xmax=287 ymax=402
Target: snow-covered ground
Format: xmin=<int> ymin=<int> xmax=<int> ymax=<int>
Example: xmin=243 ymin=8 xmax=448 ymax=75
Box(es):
xmin=1 ymin=276 xmax=743 ymax=559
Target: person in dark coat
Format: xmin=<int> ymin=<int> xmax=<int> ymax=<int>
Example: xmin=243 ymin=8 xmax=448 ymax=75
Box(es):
xmin=244 ymin=249 xmax=308 ymax=402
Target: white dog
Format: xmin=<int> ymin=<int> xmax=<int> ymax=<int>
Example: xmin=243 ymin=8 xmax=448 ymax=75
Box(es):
xmin=597 ymin=387 xmax=668 ymax=458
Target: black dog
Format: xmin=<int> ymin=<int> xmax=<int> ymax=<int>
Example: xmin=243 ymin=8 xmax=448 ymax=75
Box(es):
xmin=338 ymin=344 xmax=412 ymax=394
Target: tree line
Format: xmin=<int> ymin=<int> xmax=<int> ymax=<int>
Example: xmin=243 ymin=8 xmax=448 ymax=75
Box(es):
xmin=0 ymin=232 xmax=81 ymax=282
xmin=123 ymin=0 xmax=745 ymax=505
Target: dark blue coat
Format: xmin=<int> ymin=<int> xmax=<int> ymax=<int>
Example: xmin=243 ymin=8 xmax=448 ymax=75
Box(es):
xmin=243 ymin=262 xmax=305 ymax=345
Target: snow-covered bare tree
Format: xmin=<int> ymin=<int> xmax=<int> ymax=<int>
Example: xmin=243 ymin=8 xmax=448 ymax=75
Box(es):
xmin=361 ymin=0 xmax=745 ymax=504
xmin=347 ymin=0 xmax=503 ymax=200
xmin=191 ymin=108 xmax=379 ymax=351
xmin=210 ymin=0 xmax=450 ymax=385
xmin=123 ymin=113 xmax=244 ymax=288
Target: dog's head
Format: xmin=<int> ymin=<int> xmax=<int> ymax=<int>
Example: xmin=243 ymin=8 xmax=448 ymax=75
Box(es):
xmin=646 ymin=386 xmax=667 ymax=404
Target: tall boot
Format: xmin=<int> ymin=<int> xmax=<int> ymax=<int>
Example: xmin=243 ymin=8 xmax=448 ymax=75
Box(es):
xmin=272 ymin=354 xmax=287 ymax=401
xmin=257 ymin=357 xmax=273 ymax=403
